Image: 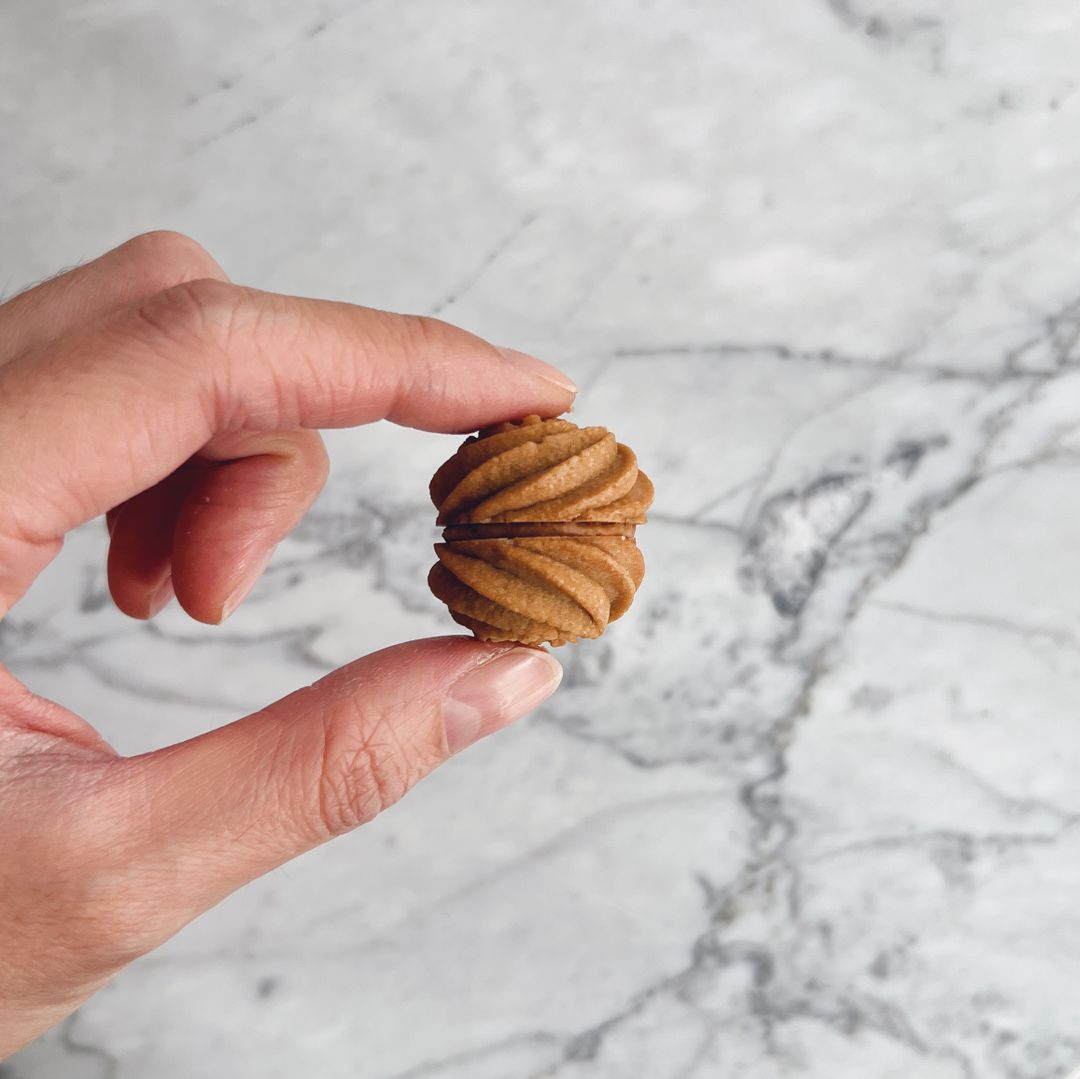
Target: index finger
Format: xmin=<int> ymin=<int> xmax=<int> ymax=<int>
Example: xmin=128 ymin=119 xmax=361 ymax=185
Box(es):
xmin=0 ymin=279 xmax=576 ymax=610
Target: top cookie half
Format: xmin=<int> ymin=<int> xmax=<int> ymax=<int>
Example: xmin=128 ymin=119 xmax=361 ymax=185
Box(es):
xmin=430 ymin=415 xmax=654 ymax=526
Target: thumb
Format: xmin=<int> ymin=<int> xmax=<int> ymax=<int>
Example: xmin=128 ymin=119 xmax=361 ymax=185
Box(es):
xmin=121 ymin=637 xmax=561 ymax=922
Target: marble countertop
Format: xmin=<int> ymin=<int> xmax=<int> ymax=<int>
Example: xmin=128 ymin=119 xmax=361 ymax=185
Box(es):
xmin=4 ymin=1 xmax=1080 ymax=1076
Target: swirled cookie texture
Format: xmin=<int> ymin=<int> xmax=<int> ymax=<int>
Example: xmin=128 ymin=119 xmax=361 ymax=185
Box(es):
xmin=428 ymin=415 xmax=653 ymax=646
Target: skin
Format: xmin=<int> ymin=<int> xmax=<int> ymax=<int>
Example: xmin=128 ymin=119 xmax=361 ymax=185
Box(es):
xmin=0 ymin=232 xmax=577 ymax=1056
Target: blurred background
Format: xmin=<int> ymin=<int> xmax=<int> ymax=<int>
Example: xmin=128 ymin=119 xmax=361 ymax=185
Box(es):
xmin=3 ymin=1 xmax=1080 ymax=1076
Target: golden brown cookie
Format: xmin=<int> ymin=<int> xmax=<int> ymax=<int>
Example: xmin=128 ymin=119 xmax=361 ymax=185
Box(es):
xmin=427 ymin=415 xmax=653 ymax=646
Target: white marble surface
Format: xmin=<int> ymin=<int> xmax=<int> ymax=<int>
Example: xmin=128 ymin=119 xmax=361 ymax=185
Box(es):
xmin=4 ymin=1 xmax=1080 ymax=1076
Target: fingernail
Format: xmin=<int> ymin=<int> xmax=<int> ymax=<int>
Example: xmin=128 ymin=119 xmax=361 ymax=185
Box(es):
xmin=219 ymin=546 xmax=275 ymax=623
xmin=443 ymin=648 xmax=563 ymax=754
xmin=496 ymin=347 xmax=578 ymax=394
xmin=146 ymin=575 xmax=174 ymax=618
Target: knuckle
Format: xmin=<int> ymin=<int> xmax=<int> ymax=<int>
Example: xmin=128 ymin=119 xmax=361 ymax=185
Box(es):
xmin=130 ymin=277 xmax=237 ymax=350
xmin=286 ymin=428 xmax=330 ymax=482
xmin=317 ymin=746 xmax=387 ymax=836
xmin=272 ymin=432 xmax=331 ymax=503
xmin=389 ymin=314 xmax=463 ymax=405
xmin=313 ymin=706 xmax=424 ymax=839
xmin=119 ymin=230 xmax=221 ymax=281
xmin=307 ymin=432 xmax=331 ymax=487
xmin=317 ymin=735 xmax=400 ymax=838
xmin=402 ymin=313 xmax=456 ymax=353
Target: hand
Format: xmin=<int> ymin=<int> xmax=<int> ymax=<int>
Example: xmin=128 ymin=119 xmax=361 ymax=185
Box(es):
xmin=0 ymin=232 xmax=574 ymax=1055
